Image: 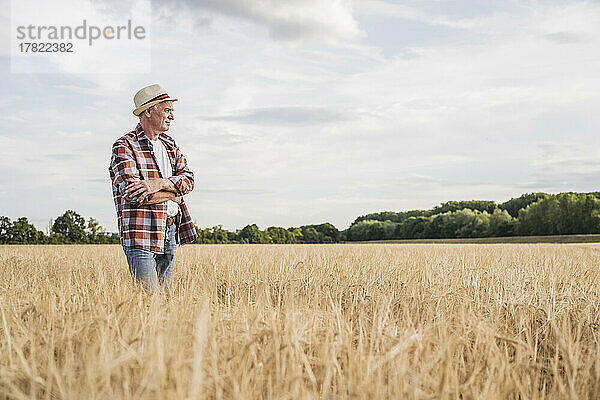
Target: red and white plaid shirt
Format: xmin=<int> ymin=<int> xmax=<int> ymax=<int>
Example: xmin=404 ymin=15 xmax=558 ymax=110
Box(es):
xmin=109 ymin=123 xmax=198 ymax=252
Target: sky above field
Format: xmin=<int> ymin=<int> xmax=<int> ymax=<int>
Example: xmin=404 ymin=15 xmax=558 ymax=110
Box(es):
xmin=2 ymin=0 xmax=600 ymax=232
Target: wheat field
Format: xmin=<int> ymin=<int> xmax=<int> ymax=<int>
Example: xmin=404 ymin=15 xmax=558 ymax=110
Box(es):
xmin=1 ymin=243 xmax=600 ymax=399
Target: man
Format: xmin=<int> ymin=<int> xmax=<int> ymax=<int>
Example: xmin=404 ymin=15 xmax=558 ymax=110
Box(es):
xmin=109 ymin=84 xmax=198 ymax=292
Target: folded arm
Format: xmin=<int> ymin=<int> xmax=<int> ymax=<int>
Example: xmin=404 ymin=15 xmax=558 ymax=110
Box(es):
xmin=110 ymin=139 xmax=177 ymax=205
xmin=139 ymin=190 xmax=182 ymax=205
xmin=167 ymin=142 xmax=195 ymax=196
xmin=110 ymin=139 xmax=143 ymax=202
xmin=110 ymin=138 xmax=193 ymax=204
xmin=124 ymin=178 xmax=177 ymax=203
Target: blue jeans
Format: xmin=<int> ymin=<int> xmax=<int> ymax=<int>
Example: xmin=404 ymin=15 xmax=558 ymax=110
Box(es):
xmin=122 ymin=223 xmax=178 ymax=292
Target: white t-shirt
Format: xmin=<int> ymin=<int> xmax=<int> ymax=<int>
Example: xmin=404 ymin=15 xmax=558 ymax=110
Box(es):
xmin=149 ymin=138 xmax=179 ymax=216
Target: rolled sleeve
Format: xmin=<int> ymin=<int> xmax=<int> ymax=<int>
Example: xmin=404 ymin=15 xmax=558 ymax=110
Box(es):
xmin=110 ymin=140 xmax=142 ymax=201
xmin=169 ymin=145 xmax=194 ymax=196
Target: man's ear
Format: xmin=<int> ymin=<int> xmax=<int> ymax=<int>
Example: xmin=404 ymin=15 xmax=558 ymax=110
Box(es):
xmin=140 ymin=108 xmax=151 ymax=120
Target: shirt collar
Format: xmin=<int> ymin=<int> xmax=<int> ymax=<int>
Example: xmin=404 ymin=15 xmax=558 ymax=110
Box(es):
xmin=135 ymin=123 xmax=148 ymax=142
xmin=135 ymin=123 xmax=174 ymax=149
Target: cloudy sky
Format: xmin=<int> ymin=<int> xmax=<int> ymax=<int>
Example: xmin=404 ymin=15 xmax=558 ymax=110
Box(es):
xmin=2 ymin=0 xmax=600 ymax=232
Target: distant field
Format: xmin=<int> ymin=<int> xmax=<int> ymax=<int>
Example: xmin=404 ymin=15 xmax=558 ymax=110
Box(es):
xmin=1 ymin=244 xmax=600 ymax=399
xmin=361 ymin=233 xmax=600 ymax=244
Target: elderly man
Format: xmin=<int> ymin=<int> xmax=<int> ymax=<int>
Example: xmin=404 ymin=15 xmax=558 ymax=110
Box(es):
xmin=109 ymin=84 xmax=198 ymax=292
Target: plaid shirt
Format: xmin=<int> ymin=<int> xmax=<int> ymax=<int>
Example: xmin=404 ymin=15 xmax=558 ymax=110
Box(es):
xmin=109 ymin=123 xmax=198 ymax=253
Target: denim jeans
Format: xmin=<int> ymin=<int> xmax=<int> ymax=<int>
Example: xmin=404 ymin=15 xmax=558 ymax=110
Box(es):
xmin=122 ymin=223 xmax=178 ymax=292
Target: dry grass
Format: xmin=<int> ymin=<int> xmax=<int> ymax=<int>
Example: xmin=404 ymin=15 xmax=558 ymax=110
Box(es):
xmin=1 ymin=243 xmax=600 ymax=399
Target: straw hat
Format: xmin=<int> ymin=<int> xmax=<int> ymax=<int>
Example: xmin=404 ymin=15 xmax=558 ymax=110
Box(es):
xmin=132 ymin=84 xmax=178 ymax=116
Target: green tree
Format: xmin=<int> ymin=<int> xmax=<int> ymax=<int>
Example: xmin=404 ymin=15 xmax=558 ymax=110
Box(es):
xmin=86 ymin=217 xmax=105 ymax=243
xmin=211 ymin=225 xmax=231 ymax=243
xmin=453 ymin=209 xmax=490 ymax=238
xmin=0 ymin=216 xmax=11 ymax=244
xmin=421 ymin=209 xmax=491 ymax=239
xmin=301 ymin=223 xmax=339 ymax=243
xmin=432 ymin=200 xmax=496 ymax=215
xmin=8 ymin=217 xmax=45 ymax=244
xmin=352 ymin=210 xmax=431 ymax=225
xmin=517 ymin=196 xmax=560 ymax=235
xmin=52 ymin=210 xmax=87 ymax=243
xmin=500 ymin=193 xmax=549 ymax=218
xmin=423 ymin=212 xmax=453 ymax=238
xmin=347 ymin=220 xmax=399 ymax=241
xmin=398 ymin=216 xmax=430 ymax=239
xmin=237 ymin=224 xmax=270 ymax=244
xmin=195 ymin=225 xmax=232 ymax=244
xmin=488 ymin=209 xmax=516 ymax=236
xmin=287 ymin=227 xmax=303 ymax=243
xmin=194 ymin=226 xmax=211 ymax=244
xmin=266 ymin=227 xmax=297 ymax=244
xmin=299 ymin=227 xmax=320 ymax=243
xmin=554 ymin=193 xmax=600 ymax=234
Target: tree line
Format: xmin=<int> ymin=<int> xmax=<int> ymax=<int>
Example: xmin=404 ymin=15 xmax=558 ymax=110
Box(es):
xmin=0 ymin=211 xmax=340 ymax=244
xmin=194 ymin=223 xmax=339 ymax=244
xmin=2 ymin=192 xmax=600 ymax=244
xmin=0 ymin=211 xmax=120 ymax=244
xmin=346 ymin=192 xmax=600 ymax=241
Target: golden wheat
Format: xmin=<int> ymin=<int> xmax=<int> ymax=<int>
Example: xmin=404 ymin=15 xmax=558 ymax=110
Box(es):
xmin=1 ymin=243 xmax=599 ymax=399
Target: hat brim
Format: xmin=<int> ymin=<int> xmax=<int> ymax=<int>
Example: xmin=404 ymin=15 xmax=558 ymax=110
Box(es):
xmin=133 ymin=97 xmax=178 ymax=116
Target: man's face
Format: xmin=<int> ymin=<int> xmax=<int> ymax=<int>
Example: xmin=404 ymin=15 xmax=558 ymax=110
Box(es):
xmin=147 ymin=101 xmax=174 ymax=132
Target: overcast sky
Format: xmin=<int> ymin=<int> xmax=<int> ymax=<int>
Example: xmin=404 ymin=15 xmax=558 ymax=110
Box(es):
xmin=2 ymin=0 xmax=600 ymax=232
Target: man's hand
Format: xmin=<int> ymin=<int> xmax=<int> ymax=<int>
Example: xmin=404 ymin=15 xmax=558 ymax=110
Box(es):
xmin=124 ymin=178 xmax=170 ymax=203
xmin=139 ymin=190 xmax=183 ymax=206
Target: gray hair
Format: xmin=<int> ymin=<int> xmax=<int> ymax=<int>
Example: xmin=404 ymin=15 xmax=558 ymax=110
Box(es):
xmin=139 ymin=103 xmax=158 ymax=119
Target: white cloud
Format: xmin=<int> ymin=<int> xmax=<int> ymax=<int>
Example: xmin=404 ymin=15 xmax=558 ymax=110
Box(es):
xmin=183 ymin=0 xmax=363 ymax=43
